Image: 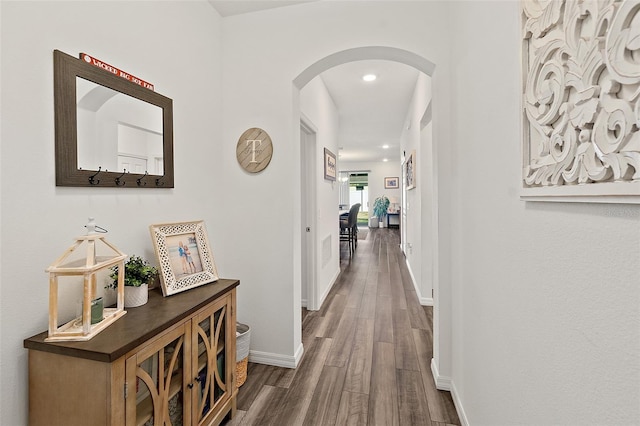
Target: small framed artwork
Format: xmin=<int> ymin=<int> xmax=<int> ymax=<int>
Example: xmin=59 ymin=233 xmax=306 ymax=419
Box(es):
xmin=324 ymin=148 xmax=337 ymax=181
xmin=384 ymin=177 xmax=399 ymax=189
xmin=405 ymin=150 xmax=416 ymax=190
xmin=149 ymin=220 xmax=219 ymax=296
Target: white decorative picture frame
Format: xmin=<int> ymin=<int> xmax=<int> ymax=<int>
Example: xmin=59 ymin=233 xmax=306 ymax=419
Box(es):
xmin=149 ymin=220 xmax=219 ymax=296
xmin=521 ymin=0 xmax=640 ymax=203
xmin=405 ymin=150 xmax=416 ymax=190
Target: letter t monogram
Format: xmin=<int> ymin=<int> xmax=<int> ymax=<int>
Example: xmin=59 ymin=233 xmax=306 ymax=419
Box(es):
xmin=246 ymin=139 xmax=262 ymax=163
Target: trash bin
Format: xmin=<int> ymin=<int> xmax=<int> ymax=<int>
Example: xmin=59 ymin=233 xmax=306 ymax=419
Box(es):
xmin=236 ymin=323 xmax=250 ymax=387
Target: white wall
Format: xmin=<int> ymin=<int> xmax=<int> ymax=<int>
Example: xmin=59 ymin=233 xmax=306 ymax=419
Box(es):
xmin=446 ymin=2 xmax=640 ymax=424
xmin=0 ymin=2 xmax=223 ymax=424
xmin=299 ymin=76 xmax=341 ymax=310
xmin=400 ymin=73 xmax=433 ymax=305
xmin=339 ymin=160 xmax=402 ymax=223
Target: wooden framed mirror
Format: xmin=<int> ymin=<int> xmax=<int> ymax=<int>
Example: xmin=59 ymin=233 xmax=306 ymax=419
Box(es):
xmin=54 ymin=50 xmax=174 ymax=187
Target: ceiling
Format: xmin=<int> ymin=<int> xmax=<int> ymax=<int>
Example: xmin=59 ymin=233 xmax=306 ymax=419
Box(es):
xmin=319 ymin=61 xmax=418 ymax=163
xmin=209 ymin=0 xmax=420 ymax=164
xmin=208 ymin=1 xmax=315 ymax=17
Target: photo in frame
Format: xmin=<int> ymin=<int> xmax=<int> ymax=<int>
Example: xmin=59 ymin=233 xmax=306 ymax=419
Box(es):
xmin=149 ymin=220 xmax=219 ymax=296
xmin=405 ymin=150 xmax=416 ymax=190
xmin=324 ymin=148 xmax=337 ymax=181
xmin=384 ymin=176 xmax=399 ymax=189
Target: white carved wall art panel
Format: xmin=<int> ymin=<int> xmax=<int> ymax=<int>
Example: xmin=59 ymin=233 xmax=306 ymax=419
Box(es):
xmin=521 ymin=0 xmax=640 ymax=202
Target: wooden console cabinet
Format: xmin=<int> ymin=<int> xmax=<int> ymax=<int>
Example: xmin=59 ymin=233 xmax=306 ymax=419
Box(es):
xmin=24 ymin=279 xmax=239 ymax=426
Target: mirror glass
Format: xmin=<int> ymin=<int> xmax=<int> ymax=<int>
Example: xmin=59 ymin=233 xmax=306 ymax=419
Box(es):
xmin=76 ymin=78 xmax=164 ymax=175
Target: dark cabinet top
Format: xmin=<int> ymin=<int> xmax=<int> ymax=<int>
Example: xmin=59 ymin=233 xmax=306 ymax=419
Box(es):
xmin=24 ymin=279 xmax=239 ymax=363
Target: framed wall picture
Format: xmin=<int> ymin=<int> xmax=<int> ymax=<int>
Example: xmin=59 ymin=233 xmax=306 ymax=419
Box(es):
xmin=324 ymin=148 xmax=337 ymax=181
xmin=384 ymin=177 xmax=399 ymax=189
xmin=405 ymin=150 xmax=416 ymax=190
xmin=149 ymin=220 xmax=219 ymax=296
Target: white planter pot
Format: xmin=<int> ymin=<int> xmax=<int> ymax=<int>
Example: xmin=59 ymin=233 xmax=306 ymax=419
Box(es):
xmin=378 ymin=221 xmax=384 ymax=228
xmin=124 ymin=283 xmax=148 ymax=308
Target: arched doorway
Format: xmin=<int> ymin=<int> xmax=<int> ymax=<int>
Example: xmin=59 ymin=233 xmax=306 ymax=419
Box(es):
xmin=292 ymin=45 xmax=446 ymax=388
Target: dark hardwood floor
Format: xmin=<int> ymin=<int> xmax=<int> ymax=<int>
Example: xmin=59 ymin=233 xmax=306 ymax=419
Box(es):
xmin=226 ymin=228 xmax=460 ymax=426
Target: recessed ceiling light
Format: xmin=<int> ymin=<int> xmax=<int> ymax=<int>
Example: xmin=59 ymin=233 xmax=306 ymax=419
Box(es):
xmin=382 ymin=144 xmax=389 ymax=149
xmin=383 ymin=158 xmax=388 ymax=162
xmin=362 ymin=74 xmax=377 ymax=82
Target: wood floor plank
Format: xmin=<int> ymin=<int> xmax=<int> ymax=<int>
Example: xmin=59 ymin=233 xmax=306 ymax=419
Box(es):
xmin=423 ymin=305 xmax=434 ymax=332
xmin=303 ymin=365 xmax=347 ymax=426
xmin=237 ymin=385 xmax=288 ymax=426
xmin=397 ymin=368 xmax=431 ymax=425
xmin=392 ymin=307 xmax=420 ymax=372
xmin=377 ymin=238 xmax=389 ymax=274
xmin=224 ymin=409 xmax=246 ymax=425
xmin=323 ymin=294 xmax=348 ymax=338
xmin=312 ymin=312 xmax=331 ymax=339
xmin=412 ymin=328 xmax=460 ymax=424
xmin=374 ymin=295 xmax=393 ymax=343
xmin=326 ymin=307 xmax=358 ymax=367
xmin=406 ymin=289 xmax=430 ymax=330
xmin=237 ymin=362 xmax=273 ymax=410
xmin=358 ymin=288 xmax=378 ymax=320
xmin=269 ymin=337 xmax=333 ymax=425
xmin=368 ymin=341 xmax=399 ymax=426
xmin=335 ymin=391 xmax=369 ymax=426
xmin=376 ymin=270 xmax=392 ymax=298
xmin=345 ymin=276 xmax=366 ymax=310
xmin=263 ymin=364 xmax=297 ymax=389
xmin=303 ymin=309 xmax=334 ymax=349
xmin=389 ymin=252 xmax=407 ymax=311
xmin=358 ymin=254 xmax=379 ymax=319
xmin=343 ymin=318 xmax=374 ymax=395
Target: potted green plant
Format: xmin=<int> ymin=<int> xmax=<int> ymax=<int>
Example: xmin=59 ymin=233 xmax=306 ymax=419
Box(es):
xmin=107 ymin=255 xmax=158 ymax=308
xmin=372 ymin=195 xmax=390 ymax=228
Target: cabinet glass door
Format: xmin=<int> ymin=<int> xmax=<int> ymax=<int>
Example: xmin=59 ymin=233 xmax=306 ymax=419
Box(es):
xmin=126 ymin=325 xmax=189 ymax=426
xmin=192 ymin=296 xmax=231 ymax=425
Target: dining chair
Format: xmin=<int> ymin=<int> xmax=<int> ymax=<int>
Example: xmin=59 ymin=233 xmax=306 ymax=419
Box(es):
xmin=340 ymin=203 xmax=361 ymax=254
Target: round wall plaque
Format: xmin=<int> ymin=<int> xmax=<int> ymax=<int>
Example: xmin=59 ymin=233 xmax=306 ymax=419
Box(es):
xmin=236 ymin=128 xmax=273 ymax=173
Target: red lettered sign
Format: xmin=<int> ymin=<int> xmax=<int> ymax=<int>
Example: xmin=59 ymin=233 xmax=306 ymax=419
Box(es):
xmin=80 ymin=53 xmax=154 ymax=91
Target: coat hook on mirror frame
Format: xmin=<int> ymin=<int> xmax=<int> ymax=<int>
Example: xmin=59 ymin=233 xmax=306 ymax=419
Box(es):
xmin=88 ymin=167 xmax=102 ymax=185
xmin=115 ymin=169 xmax=127 ymax=186
xmin=136 ymin=171 xmax=148 ymax=187
xmin=155 ymin=175 xmax=165 ymax=187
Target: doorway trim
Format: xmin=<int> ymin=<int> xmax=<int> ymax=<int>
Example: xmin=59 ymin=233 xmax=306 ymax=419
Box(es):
xmin=300 ymin=114 xmax=318 ymax=311
xmin=293 ymin=45 xmax=447 ymax=389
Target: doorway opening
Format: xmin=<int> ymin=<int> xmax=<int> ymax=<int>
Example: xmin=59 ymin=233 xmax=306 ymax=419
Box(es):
xmin=347 ymin=172 xmax=369 ymax=227
xmin=339 ymin=171 xmax=370 ymax=226
xmin=294 ymin=45 xmax=444 ymax=386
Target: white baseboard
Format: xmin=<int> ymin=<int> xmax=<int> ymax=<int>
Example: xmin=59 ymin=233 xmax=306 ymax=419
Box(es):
xmin=406 ymin=260 xmax=434 ymax=306
xmin=450 ymin=381 xmax=470 ymax=426
xmin=420 ymin=296 xmax=434 ymax=306
xmin=431 ymin=358 xmax=469 ymax=426
xmin=248 ymin=343 xmax=304 ymax=369
xmin=430 ymin=357 xmax=451 ymax=391
xmin=301 ymin=298 xmax=308 ymax=308
xmin=317 ymin=268 xmax=340 ymax=310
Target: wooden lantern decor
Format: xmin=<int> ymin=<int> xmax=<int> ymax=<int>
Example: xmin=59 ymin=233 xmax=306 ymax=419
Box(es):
xmin=45 ymin=218 xmax=127 ymax=341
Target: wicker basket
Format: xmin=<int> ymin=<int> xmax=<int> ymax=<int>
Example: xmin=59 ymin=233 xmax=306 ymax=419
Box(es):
xmin=236 ymin=323 xmax=250 ymax=388
xmin=236 ymin=356 xmax=248 ymax=388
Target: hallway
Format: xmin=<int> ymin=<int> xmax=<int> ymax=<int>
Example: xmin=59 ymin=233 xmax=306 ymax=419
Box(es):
xmin=227 ymin=228 xmax=460 ymax=425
